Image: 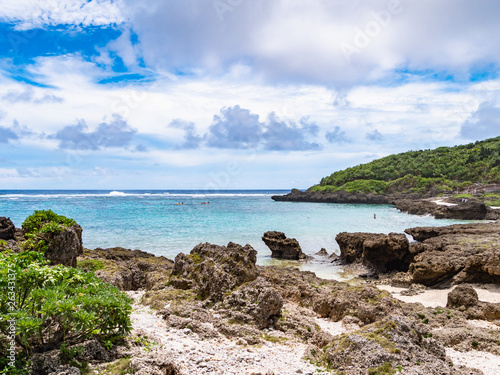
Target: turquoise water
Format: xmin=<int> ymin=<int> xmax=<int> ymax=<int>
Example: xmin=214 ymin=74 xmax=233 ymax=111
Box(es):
xmin=0 ymin=190 xmax=473 ymax=279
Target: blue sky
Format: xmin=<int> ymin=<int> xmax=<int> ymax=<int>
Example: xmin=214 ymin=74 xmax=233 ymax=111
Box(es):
xmin=1 ymin=0 xmax=500 ymax=189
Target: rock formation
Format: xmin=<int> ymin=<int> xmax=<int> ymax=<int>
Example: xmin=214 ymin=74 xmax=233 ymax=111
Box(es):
xmin=170 ymin=242 xmax=259 ymax=301
xmin=405 ymin=222 xmax=500 ymax=286
xmin=335 ymin=232 xmax=411 ymax=273
xmin=261 ymin=231 xmax=310 ymax=260
xmin=0 ymin=217 xmax=15 ymax=240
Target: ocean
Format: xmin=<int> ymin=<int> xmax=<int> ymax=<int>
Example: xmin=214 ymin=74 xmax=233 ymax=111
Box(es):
xmin=0 ymin=190 xmax=473 ymax=279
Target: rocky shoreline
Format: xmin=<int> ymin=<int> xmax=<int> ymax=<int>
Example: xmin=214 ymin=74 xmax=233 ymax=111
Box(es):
xmin=272 ymin=189 xmax=500 ymax=220
xmin=1 ymin=216 xmax=499 ymax=374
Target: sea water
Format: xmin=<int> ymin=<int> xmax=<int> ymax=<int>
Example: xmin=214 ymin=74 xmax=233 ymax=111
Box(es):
xmin=0 ymin=190 xmax=473 ymax=279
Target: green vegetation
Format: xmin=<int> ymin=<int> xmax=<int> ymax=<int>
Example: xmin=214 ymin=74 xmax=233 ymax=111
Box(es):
xmin=313 ymin=136 xmax=500 ymax=195
xmin=77 ymin=259 xmax=105 ymax=271
xmin=22 ymin=210 xmax=77 ymax=235
xmin=368 ymin=362 xmax=397 ymax=375
xmin=0 ymin=249 xmax=132 ymax=372
xmin=21 ymin=210 xmax=78 ymax=254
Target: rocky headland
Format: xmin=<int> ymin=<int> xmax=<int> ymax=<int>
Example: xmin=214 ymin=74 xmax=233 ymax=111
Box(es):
xmin=272 ymin=189 xmax=500 ymax=220
xmin=1 ymin=215 xmax=499 ymax=374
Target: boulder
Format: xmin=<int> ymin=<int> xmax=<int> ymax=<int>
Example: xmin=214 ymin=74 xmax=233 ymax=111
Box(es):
xmin=262 ymin=231 xmax=310 ymax=260
xmin=170 ymin=242 xmax=259 ymax=301
xmin=44 ymin=224 xmax=83 ymax=268
xmin=222 ymin=277 xmax=283 ymax=329
xmin=447 ymin=284 xmax=478 ymax=308
xmin=129 ymin=352 xmax=180 ymax=375
xmin=316 ymin=248 xmax=328 ymax=256
xmin=335 ymin=232 xmax=411 ymax=273
xmin=0 ymin=217 xmax=15 ymax=240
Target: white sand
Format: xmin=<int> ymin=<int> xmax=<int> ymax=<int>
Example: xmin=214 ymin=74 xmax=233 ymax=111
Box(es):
xmin=446 ymin=347 xmax=500 ymax=374
xmin=378 ymin=284 xmax=500 ymax=308
xmin=432 ymin=199 xmax=457 ymax=206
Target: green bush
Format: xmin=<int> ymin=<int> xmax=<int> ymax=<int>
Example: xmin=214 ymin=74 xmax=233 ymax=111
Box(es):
xmin=22 ymin=210 xmax=77 ymax=235
xmin=21 ymin=210 xmax=78 ymax=254
xmin=0 ymin=250 xmax=132 ymax=357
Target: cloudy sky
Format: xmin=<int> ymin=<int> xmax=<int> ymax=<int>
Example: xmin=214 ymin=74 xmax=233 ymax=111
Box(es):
xmin=0 ymin=0 xmax=499 ymax=189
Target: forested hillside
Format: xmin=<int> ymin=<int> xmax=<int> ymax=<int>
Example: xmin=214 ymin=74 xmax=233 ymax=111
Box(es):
xmin=312 ymin=136 xmax=500 ymax=195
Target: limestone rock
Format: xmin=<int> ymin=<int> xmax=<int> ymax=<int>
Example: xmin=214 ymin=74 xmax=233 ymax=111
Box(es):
xmin=335 ymin=232 xmax=411 ymax=273
xmin=0 ymin=217 xmax=15 ymax=240
xmin=170 ymin=242 xmax=259 ymax=301
xmin=222 ymin=277 xmax=283 ymax=329
xmin=43 ymin=224 xmax=83 ymax=268
xmin=447 ymin=285 xmax=479 ymax=308
xmin=81 ymin=247 xmax=174 ymax=291
xmin=262 ymin=231 xmax=310 ymax=260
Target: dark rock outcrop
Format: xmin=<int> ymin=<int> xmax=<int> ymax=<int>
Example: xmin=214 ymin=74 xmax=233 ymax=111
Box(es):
xmin=79 ymin=247 xmax=174 ymax=291
xmin=446 ymin=285 xmax=500 ymax=321
xmin=262 ymin=231 xmax=310 ymax=260
xmin=395 ymin=199 xmax=496 ymax=220
xmin=404 ymin=222 xmax=500 ymax=286
xmin=335 ymin=232 xmax=411 ymax=273
xmin=43 ymin=224 xmax=83 ymax=268
xmin=170 ymin=242 xmax=259 ymax=301
xmin=272 ymin=188 xmax=392 ymax=204
xmin=0 ymin=217 xmax=15 ymax=240
xmin=316 ymin=247 xmax=328 ymax=256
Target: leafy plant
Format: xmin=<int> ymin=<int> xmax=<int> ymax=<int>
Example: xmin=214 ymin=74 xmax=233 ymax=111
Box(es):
xmin=0 ymin=250 xmax=132 ymax=355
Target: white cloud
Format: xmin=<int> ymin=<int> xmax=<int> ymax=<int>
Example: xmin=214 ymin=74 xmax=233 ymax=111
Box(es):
xmin=0 ymin=0 xmax=125 ymax=29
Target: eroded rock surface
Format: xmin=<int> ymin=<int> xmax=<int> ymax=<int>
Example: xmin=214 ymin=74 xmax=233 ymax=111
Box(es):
xmin=405 ymin=222 xmax=500 ymax=286
xmin=0 ymin=217 xmax=15 ymax=240
xmin=336 ymin=232 xmax=411 ymax=273
xmin=79 ymin=247 xmax=174 ymax=291
xmin=262 ymin=231 xmax=310 ymax=260
xmin=170 ymin=242 xmax=259 ymax=301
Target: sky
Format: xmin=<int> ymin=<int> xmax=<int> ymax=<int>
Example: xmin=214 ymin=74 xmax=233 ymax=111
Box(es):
xmin=0 ymin=0 xmax=500 ymax=190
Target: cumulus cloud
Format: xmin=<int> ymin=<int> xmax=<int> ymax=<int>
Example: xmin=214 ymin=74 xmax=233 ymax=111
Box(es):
xmin=0 ymin=0 xmax=125 ymax=30
xmin=206 ymin=106 xmax=262 ymax=149
xmin=52 ymin=114 xmax=137 ymax=150
xmin=460 ymin=102 xmax=500 ymax=140
xmin=0 ymin=125 xmax=19 ymax=143
xmin=205 ymin=106 xmax=320 ymax=151
xmin=366 ymin=129 xmax=383 ymax=141
xmin=2 ymin=88 xmax=63 ymax=104
xmin=169 ymin=119 xmax=203 ymax=149
xmin=262 ymin=114 xmax=320 ymax=151
xmin=325 ymin=126 xmax=351 ymax=144
xmin=119 ymin=0 xmax=500 ymax=87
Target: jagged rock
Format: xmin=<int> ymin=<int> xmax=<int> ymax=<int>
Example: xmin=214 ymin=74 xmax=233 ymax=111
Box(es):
xmin=312 ymin=284 xmax=402 ymax=324
xmin=271 ymin=188 xmax=391 ymax=204
xmin=43 ymin=224 xmax=83 ymax=268
xmin=335 ymin=232 xmax=411 ymax=273
xmin=222 ymin=277 xmax=283 ymax=329
xmin=30 ymin=350 xmax=62 ymax=375
xmin=262 ymin=231 xmax=310 ymax=260
xmin=80 ymin=247 xmax=174 ymax=291
xmin=323 ymin=316 xmax=456 ymax=375
xmin=447 ymin=285 xmax=479 ymax=308
xmin=405 ymin=222 xmax=500 ymax=286
xmin=170 ymin=242 xmax=259 ymax=301
xmin=129 ymin=351 xmax=180 ymax=375
xmin=316 ymin=248 xmax=328 ymax=256
xmin=0 ymin=217 xmax=15 ymax=240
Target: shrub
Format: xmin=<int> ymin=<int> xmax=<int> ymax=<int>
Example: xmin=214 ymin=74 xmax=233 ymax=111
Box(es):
xmin=22 ymin=210 xmax=77 ymax=235
xmin=21 ymin=210 xmax=78 ymax=254
xmin=0 ymin=250 xmax=132 ymax=356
